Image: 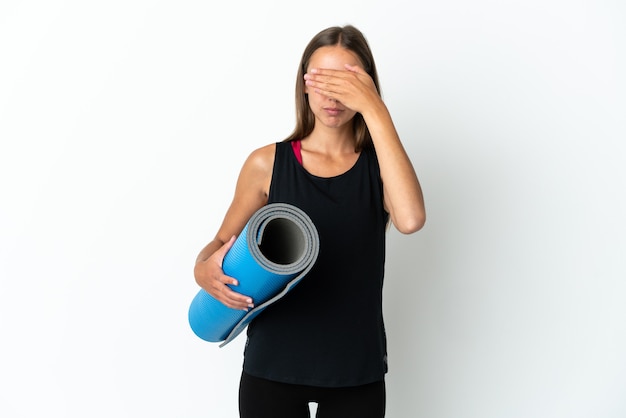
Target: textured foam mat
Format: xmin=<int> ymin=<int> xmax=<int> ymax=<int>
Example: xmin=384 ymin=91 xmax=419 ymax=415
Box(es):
xmin=188 ymin=203 xmax=320 ymax=347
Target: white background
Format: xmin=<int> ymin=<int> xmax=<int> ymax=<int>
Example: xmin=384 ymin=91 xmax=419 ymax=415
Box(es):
xmin=1 ymin=1 xmax=625 ymax=417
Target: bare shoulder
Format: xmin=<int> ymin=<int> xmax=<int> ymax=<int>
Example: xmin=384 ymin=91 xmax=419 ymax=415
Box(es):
xmin=244 ymin=143 xmax=276 ymax=174
xmin=235 ymin=142 xmax=276 ymax=201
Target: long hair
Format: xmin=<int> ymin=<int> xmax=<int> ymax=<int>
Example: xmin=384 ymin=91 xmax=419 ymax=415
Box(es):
xmin=284 ymin=25 xmax=381 ymax=152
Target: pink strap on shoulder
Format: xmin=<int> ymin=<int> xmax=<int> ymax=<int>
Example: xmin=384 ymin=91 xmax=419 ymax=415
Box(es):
xmin=291 ymin=140 xmax=303 ymax=165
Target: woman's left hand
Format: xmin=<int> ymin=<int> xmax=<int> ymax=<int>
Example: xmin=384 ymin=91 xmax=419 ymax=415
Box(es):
xmin=304 ymin=64 xmax=382 ymax=114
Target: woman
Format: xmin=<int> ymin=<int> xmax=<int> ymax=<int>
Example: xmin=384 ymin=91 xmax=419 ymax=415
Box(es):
xmin=194 ymin=25 xmax=425 ymax=418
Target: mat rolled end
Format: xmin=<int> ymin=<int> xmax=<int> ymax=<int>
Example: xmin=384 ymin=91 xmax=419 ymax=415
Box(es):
xmin=188 ymin=203 xmax=319 ymax=346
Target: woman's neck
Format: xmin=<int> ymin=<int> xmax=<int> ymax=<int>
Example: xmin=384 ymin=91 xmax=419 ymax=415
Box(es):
xmin=303 ymin=125 xmax=356 ymax=155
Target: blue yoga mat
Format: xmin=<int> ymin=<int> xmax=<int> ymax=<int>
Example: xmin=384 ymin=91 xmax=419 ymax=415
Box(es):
xmin=188 ymin=203 xmax=320 ymax=347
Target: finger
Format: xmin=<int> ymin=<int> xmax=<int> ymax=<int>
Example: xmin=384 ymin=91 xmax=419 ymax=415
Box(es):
xmin=304 ymin=76 xmax=341 ymax=93
xmin=305 ymin=81 xmax=341 ymax=98
xmin=344 ymin=63 xmax=365 ymax=74
xmin=212 ymin=235 xmax=236 ymax=268
xmin=216 ymin=284 xmax=254 ymax=311
xmin=223 ymin=234 xmax=237 ymax=249
xmin=305 ymin=68 xmax=350 ymax=85
xmin=218 ymin=235 xmax=237 ymax=257
xmin=228 ymin=292 xmax=254 ymax=311
xmin=210 ymin=247 xmax=254 ymax=310
xmin=221 ymin=236 xmax=244 ymax=287
xmin=304 ymin=74 xmax=347 ymax=95
xmin=308 ymin=67 xmax=353 ymax=78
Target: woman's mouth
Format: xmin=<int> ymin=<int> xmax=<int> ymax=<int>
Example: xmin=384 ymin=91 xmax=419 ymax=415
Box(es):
xmin=324 ymin=108 xmax=342 ymax=116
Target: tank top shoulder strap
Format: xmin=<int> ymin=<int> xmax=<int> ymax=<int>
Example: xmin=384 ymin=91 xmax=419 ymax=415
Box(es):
xmin=290 ymin=140 xmax=302 ymax=165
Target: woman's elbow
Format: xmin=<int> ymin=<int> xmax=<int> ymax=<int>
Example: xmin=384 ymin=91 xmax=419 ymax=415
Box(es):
xmin=393 ymin=211 xmax=426 ymax=234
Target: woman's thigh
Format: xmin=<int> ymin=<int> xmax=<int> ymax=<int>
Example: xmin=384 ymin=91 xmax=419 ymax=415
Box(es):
xmin=315 ymin=379 xmax=386 ymax=418
xmin=239 ymin=372 xmax=385 ymax=418
xmin=239 ymin=372 xmax=311 ymax=418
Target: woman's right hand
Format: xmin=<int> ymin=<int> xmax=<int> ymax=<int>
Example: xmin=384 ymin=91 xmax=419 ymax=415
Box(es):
xmin=194 ymin=236 xmax=254 ymax=311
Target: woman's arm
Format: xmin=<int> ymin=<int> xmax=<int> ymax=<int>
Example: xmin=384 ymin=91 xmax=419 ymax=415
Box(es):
xmin=360 ymin=99 xmax=426 ymax=234
xmin=304 ymin=65 xmax=425 ymax=233
xmin=193 ymin=143 xmax=275 ymax=310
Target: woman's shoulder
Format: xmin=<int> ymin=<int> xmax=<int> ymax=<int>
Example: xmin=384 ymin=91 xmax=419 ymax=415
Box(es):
xmin=238 ymin=143 xmax=277 ymax=188
xmin=233 ymin=143 xmax=277 ymax=204
xmin=244 ymin=142 xmax=276 ymax=171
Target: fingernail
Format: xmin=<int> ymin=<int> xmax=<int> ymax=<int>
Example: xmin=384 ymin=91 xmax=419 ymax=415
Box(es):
xmin=310 ymin=68 xmax=318 ymax=73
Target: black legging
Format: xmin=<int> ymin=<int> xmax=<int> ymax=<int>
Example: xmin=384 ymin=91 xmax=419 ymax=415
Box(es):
xmin=239 ymin=372 xmax=386 ymax=418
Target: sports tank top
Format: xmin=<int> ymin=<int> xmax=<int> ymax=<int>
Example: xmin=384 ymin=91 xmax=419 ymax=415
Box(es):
xmin=242 ymin=140 xmax=390 ymax=387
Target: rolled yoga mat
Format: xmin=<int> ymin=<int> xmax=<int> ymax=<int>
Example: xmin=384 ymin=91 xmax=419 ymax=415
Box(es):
xmin=188 ymin=203 xmax=320 ymax=347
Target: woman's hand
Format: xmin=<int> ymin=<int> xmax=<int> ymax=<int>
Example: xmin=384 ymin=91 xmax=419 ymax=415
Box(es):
xmin=194 ymin=236 xmax=254 ymax=311
xmin=304 ymin=64 xmax=383 ymax=115
xmin=306 ymin=64 xmax=425 ymax=234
